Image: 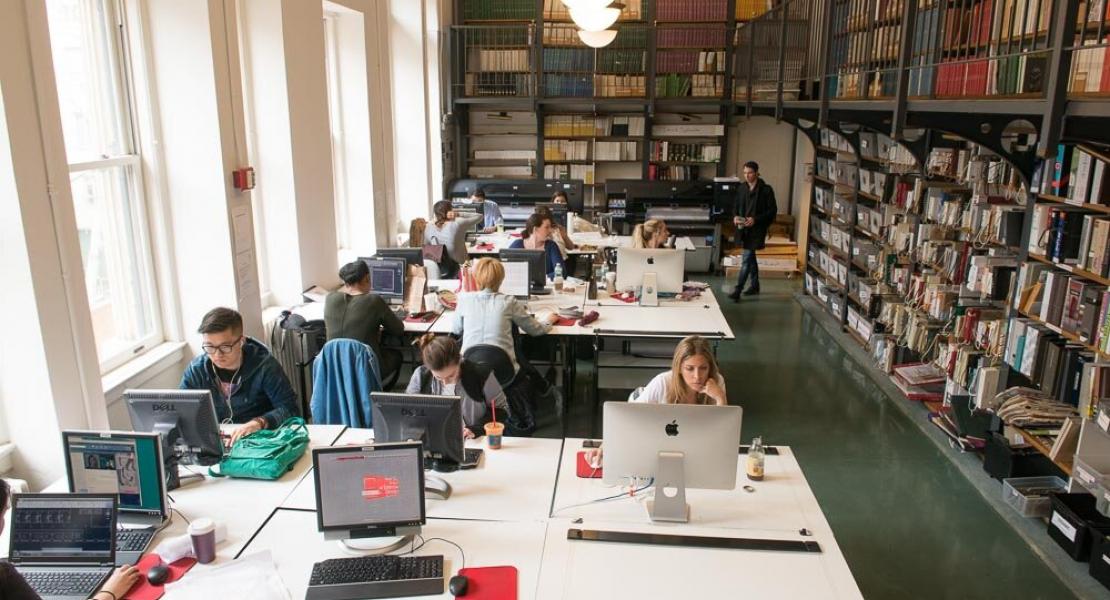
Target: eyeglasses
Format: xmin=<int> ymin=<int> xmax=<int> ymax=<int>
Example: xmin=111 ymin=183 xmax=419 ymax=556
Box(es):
xmin=201 ymin=336 xmax=243 ymax=356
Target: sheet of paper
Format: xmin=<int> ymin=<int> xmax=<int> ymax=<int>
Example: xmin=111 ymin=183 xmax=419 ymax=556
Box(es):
xmin=502 ymin=261 xmax=529 ymax=297
xmin=231 ymin=205 xmax=254 ymax=250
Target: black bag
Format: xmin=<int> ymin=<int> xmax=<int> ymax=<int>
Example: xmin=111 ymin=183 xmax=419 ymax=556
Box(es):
xmin=270 ymin=311 xmax=326 ymax=419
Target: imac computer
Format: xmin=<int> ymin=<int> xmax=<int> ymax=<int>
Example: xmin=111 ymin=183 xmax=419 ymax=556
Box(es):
xmin=359 ymin=256 xmax=405 ymax=301
xmin=602 ymin=401 xmax=742 ymax=523
xmin=615 ymin=247 xmax=685 ymax=304
xmin=499 ymin=248 xmax=548 ymax=295
xmin=374 ymin=248 xmax=424 ymax=270
xmin=62 ymin=430 xmax=168 ymax=564
xmin=370 ymin=393 xmax=473 ymax=498
xmin=125 ymin=389 xmax=225 ymax=490
xmin=312 ymin=442 xmax=425 ymax=553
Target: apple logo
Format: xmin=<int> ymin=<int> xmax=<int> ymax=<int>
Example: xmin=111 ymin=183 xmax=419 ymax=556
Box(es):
xmin=647 ymin=257 xmax=655 ymax=265
xmin=665 ymin=420 xmax=679 ymax=436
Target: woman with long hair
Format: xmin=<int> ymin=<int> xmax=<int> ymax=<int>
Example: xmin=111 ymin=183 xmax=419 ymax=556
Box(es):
xmin=508 ymin=212 xmax=566 ymax=278
xmin=631 ymin=218 xmax=670 ymax=249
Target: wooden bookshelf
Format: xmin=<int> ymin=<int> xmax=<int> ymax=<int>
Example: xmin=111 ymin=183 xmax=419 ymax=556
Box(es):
xmin=1014 ymin=426 xmax=1074 ymax=477
xmin=1027 ymin=252 xmax=1110 ymax=287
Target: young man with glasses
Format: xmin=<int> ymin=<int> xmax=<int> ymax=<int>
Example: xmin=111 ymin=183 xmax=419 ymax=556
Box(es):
xmin=179 ymin=307 xmax=298 ymax=444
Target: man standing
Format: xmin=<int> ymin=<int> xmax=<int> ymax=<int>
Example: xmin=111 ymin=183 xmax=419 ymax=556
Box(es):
xmin=469 ymin=189 xmax=503 ymax=233
xmin=729 ymin=161 xmax=777 ymax=301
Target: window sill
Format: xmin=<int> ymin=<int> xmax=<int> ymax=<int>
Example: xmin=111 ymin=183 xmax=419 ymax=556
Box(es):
xmin=102 ymin=340 xmax=189 ymax=400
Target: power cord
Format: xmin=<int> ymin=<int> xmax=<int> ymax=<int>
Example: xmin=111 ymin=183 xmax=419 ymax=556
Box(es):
xmin=551 ymin=477 xmax=654 ymax=516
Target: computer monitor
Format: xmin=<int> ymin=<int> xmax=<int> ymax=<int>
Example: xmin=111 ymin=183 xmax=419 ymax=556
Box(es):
xmin=499 ymin=248 xmax=546 ymax=293
xmin=375 ymin=248 xmax=424 ymax=270
xmin=535 ymin=202 xmax=569 ymax=224
xmin=62 ymin=431 xmax=167 ymax=526
xmin=312 ymin=442 xmax=425 ymax=552
xmin=615 ymin=247 xmax=685 ymax=295
xmin=359 ymin=256 xmax=405 ymax=299
xmin=602 ymin=401 xmax=742 ymax=523
xmin=8 ymin=494 xmax=118 ymax=566
xmin=370 ymin=393 xmax=464 ymax=473
xmin=125 ymin=389 xmax=224 ymax=489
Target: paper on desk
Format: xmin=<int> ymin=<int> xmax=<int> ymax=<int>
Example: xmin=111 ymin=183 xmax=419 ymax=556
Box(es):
xmin=166 ymin=551 xmax=289 ymax=600
xmin=570 ymin=231 xmax=603 ymax=244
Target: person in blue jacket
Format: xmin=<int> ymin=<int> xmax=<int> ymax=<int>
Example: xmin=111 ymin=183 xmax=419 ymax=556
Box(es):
xmin=180 ymin=307 xmax=298 ymax=444
xmin=509 ymin=212 xmax=565 ymax=278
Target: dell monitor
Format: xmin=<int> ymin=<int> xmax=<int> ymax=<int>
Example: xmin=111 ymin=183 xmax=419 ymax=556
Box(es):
xmin=359 ymin=256 xmax=405 ymax=300
xmin=615 ymin=247 xmax=685 ymax=297
xmin=499 ymin=248 xmax=547 ymax=294
xmin=125 ymin=389 xmax=224 ymax=489
xmin=312 ymin=442 xmax=425 ymax=553
xmin=62 ymin=431 xmax=167 ymax=526
xmin=602 ymin=401 xmax=742 ymax=523
xmin=370 ymin=393 xmax=464 ymax=475
xmin=375 ymin=248 xmax=424 ymax=270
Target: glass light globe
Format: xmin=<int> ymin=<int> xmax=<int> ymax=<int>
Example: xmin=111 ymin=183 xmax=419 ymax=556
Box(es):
xmin=577 ymin=29 xmax=618 ymax=48
xmin=570 ymin=6 xmax=620 ymax=31
xmin=561 ymin=0 xmax=614 ymax=9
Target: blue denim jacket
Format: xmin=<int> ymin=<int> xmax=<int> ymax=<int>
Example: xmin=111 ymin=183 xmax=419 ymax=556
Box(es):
xmin=179 ymin=337 xmax=299 ymax=428
xmin=452 ymin=290 xmax=551 ymax=372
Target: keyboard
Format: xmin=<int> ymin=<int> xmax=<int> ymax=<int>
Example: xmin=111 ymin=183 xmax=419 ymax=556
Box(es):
xmin=22 ymin=569 xmax=107 ymax=597
xmin=461 ymin=448 xmax=483 ymax=468
xmin=117 ymin=528 xmax=156 ymax=552
xmin=307 ymin=555 xmax=443 ymax=600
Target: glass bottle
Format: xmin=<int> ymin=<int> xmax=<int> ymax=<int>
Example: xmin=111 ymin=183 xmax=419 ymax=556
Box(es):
xmin=746 ymin=437 xmax=765 ymax=481
xmin=553 ymin=263 xmax=564 ymax=292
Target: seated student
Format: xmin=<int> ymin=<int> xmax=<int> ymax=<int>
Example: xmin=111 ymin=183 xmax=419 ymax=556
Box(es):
xmin=536 ymin=206 xmax=576 ymax=259
xmin=508 ymin=212 xmax=566 ymax=278
xmin=407 ymin=334 xmax=510 ymax=439
xmin=0 ymin=481 xmax=142 ymax=600
xmin=425 ymin=200 xmax=482 ymax=275
xmin=453 ymin=257 xmax=558 ymax=375
xmin=180 ymin=307 xmax=298 ymax=444
xmin=631 ymin=218 xmax=670 ymax=249
xmin=325 ymin=260 xmax=406 ymax=383
xmin=467 ymin=189 xmax=503 ymax=233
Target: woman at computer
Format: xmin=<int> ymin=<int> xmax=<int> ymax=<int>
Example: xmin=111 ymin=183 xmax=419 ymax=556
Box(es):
xmin=631 ymin=218 xmax=670 ymax=249
xmin=425 ymin=200 xmax=482 ymax=276
xmin=535 ymin=206 xmax=576 ymax=258
xmin=324 ymin=260 xmax=406 ymax=384
xmin=453 ymin=258 xmax=558 ymax=399
xmin=0 ymin=479 xmax=142 ymax=600
xmin=407 ymin=334 xmax=510 ymax=438
xmin=507 ymin=213 xmax=565 ymax=278
xmin=552 ymin=190 xmax=598 ymax=233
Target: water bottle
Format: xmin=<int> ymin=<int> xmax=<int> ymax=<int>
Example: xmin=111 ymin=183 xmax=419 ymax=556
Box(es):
xmin=746 ymin=437 xmax=765 ymax=481
xmin=553 ymin=263 xmax=564 ymax=292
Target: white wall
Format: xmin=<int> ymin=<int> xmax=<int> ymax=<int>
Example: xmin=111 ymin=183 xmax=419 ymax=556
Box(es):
xmin=729 ymin=116 xmax=814 ymax=239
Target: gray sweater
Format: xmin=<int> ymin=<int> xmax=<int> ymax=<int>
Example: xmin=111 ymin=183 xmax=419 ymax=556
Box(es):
xmin=424 ymin=213 xmax=482 ymax=265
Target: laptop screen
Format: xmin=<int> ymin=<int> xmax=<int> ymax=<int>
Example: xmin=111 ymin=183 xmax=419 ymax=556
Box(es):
xmin=9 ymin=495 xmax=116 ymax=563
xmin=63 ymin=431 xmax=165 ymax=517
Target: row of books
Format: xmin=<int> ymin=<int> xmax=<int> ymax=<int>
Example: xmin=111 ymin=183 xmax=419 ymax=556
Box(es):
xmin=736 ymin=0 xmax=773 ymax=20
xmin=543 ymin=163 xmax=594 ymax=184
xmin=656 ymin=27 xmax=728 ymax=48
xmin=468 ymin=50 xmax=529 ymax=73
xmin=462 ymin=0 xmax=534 ymax=21
xmin=655 ymin=73 xmax=724 ymax=96
xmin=656 ymin=0 xmax=728 ymax=22
xmin=1030 ymin=206 xmax=1110 ymax=276
xmin=543 ymin=140 xmax=588 ymax=161
xmin=655 ymin=50 xmax=727 ymax=74
xmin=1033 ymin=144 xmax=1110 ymax=203
xmin=543 ymin=115 xmax=646 ymax=138
xmin=473 ymin=149 xmax=536 ymax=160
xmin=1070 ymin=40 xmax=1110 ymax=95
xmin=543 ymin=48 xmax=594 ymax=72
xmin=595 ymin=141 xmax=641 ymax=161
xmin=597 ymin=50 xmax=647 ymax=74
xmin=648 ymin=141 xmax=721 ymax=162
xmin=647 ymin=164 xmax=708 ymax=181
xmin=464 ymin=73 xmax=532 ymax=97
xmin=469 ymin=165 xmax=533 ymax=178
xmin=594 ymin=75 xmax=647 ymax=97
xmin=1006 ymin=318 xmax=1091 ymax=407
xmin=542 ymin=0 xmax=643 ymax=21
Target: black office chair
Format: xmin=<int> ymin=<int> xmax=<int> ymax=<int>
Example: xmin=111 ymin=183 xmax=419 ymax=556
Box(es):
xmin=462 ymin=344 xmax=517 ymax=388
xmin=462 ymin=344 xmax=536 ymax=436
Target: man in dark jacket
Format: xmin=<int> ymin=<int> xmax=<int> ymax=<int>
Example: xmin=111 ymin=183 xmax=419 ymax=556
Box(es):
xmin=729 ymin=161 xmax=777 ymax=301
xmin=180 ymin=307 xmax=298 ymax=444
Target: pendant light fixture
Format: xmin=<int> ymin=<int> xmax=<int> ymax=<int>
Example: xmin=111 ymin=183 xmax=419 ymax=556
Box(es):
xmin=560 ymin=0 xmax=620 ymax=48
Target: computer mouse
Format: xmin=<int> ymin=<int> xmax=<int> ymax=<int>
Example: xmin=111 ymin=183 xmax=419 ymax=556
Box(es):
xmin=146 ymin=564 xmax=171 ymax=586
xmin=448 ymin=574 xmax=469 ymax=596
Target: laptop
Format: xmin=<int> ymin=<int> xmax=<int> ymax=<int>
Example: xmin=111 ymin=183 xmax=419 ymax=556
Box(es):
xmin=7 ymin=494 xmax=118 ymax=600
xmin=62 ymin=431 xmax=169 ymax=565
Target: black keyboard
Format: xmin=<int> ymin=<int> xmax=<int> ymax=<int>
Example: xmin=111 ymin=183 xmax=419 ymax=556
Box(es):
xmin=22 ymin=569 xmax=106 ymax=596
xmin=462 ymin=448 xmax=483 ymax=468
xmin=307 ymin=555 xmax=443 ymax=600
xmin=117 ymin=528 xmax=155 ymax=552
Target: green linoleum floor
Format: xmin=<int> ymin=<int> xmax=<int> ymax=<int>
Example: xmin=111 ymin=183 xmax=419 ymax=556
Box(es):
xmin=550 ymin=276 xmax=1082 ymax=600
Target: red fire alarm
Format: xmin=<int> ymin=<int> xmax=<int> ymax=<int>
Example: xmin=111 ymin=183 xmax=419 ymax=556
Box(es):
xmin=233 ymin=167 xmax=256 ymax=191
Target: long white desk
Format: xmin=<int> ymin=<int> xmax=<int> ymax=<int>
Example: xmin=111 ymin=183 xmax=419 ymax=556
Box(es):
xmin=283 ymin=431 xmax=564 ymax=522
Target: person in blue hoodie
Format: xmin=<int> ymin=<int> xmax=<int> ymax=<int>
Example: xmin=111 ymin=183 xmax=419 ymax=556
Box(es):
xmin=180 ymin=307 xmax=298 ymax=444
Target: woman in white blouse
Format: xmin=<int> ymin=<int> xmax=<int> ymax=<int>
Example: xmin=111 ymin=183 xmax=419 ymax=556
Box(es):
xmin=632 ymin=335 xmax=727 ymax=405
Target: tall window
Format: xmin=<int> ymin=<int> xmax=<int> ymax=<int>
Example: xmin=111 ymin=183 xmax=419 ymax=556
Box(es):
xmin=46 ymin=0 xmax=162 ymax=373
xmin=324 ymin=11 xmax=352 ymax=251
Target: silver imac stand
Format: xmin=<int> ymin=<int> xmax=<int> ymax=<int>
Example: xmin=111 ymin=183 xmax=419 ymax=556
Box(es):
xmin=645 ymin=451 xmax=689 ymax=523
xmin=640 ymin=272 xmax=659 ymax=306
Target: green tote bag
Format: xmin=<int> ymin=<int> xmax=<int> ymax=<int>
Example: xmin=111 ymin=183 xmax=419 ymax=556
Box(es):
xmin=209 ymin=417 xmax=309 ymax=480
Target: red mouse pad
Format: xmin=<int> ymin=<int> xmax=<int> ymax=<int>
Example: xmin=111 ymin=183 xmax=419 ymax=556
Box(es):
xmin=123 ymin=554 xmax=198 ymax=600
xmin=456 ymin=566 xmax=517 ymax=600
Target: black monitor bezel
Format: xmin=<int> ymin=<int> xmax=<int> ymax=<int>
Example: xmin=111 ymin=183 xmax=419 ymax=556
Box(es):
xmin=311 ymin=442 xmax=426 ymax=535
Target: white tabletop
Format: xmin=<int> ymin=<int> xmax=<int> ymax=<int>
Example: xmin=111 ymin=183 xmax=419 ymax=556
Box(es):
xmin=284 ymin=430 xmax=564 ymax=523
xmin=541 ymin=440 xmax=862 ymax=599
xmin=587 ymin=286 xmax=720 ymax=308
xmin=242 ymin=508 xmax=549 ymax=600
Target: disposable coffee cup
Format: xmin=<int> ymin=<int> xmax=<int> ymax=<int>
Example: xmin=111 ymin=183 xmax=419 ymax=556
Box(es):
xmin=605 ymin=272 xmax=617 ymax=290
xmin=484 ymin=422 xmax=505 ymax=449
xmin=188 ymin=518 xmax=217 ymax=564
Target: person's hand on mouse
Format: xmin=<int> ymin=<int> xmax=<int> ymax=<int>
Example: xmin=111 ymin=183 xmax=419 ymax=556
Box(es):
xmin=584 ymin=446 xmax=603 ymax=468
xmin=95 ymin=565 xmax=141 ymax=599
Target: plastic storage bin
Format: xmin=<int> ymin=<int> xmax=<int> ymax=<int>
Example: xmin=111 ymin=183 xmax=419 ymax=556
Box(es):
xmin=1001 ymin=476 xmax=1067 ymax=518
xmin=1047 ymin=493 xmax=1110 ymax=561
